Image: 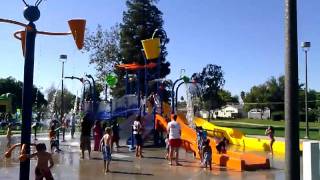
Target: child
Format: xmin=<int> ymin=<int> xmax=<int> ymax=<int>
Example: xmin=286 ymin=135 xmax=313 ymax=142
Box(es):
xmin=265 ymin=126 xmax=275 ymax=154
xmin=216 ymin=137 xmax=228 ymax=154
xmin=165 ymin=134 xmax=169 ymax=159
xmin=202 ymin=139 xmax=212 ymax=170
xmin=49 ymin=125 xmax=61 ymax=153
xmin=100 ymin=127 xmax=113 ymax=173
xmin=20 ymin=143 xmax=54 ymax=180
xmin=6 ymin=124 xmax=12 ymax=148
xmin=196 ymin=126 xmax=203 ymax=161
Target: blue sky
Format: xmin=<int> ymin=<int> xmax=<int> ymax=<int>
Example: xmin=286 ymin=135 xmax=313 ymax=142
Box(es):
xmin=1 ymin=0 xmax=320 ymax=99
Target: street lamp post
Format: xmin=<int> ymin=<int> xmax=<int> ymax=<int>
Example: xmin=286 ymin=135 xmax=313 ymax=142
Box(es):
xmin=284 ymin=0 xmax=300 ymax=179
xmin=64 ymin=76 xmax=85 ymax=112
xmin=301 ymin=41 xmax=311 ymax=139
xmin=60 ymin=54 xmax=67 ymax=142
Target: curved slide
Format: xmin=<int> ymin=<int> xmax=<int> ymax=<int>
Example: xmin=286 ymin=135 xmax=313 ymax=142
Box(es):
xmin=155 ymin=114 xmax=270 ymax=171
xmin=194 ymin=117 xmax=303 ymax=154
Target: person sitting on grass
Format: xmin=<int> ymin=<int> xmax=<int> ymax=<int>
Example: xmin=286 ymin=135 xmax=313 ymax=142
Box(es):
xmin=202 ymin=139 xmax=212 ymax=170
xmin=20 ymin=143 xmax=54 ymax=180
xmin=99 ymin=127 xmax=113 ymax=174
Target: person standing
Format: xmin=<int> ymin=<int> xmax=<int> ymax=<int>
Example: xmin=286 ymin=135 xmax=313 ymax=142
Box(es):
xmin=70 ymin=113 xmax=76 ymax=139
xmin=61 ymin=113 xmax=68 ymax=142
xmin=80 ymin=113 xmax=93 ymax=159
xmin=6 ymin=124 xmax=13 ymax=148
xmin=167 ymin=115 xmax=182 ymax=166
xmin=99 ymin=127 xmax=113 ymax=174
xmin=111 ymin=120 xmax=120 ymax=152
xmin=265 ymin=126 xmax=275 ymax=154
xmin=93 ymin=120 xmax=102 ymax=151
xmin=133 ymin=116 xmax=143 ymax=158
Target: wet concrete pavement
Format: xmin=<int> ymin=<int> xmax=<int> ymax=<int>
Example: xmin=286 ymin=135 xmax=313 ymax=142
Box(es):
xmin=0 ymin=133 xmax=300 ymax=180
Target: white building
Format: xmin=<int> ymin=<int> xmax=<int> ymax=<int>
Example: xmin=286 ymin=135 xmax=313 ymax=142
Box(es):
xmin=247 ymin=108 xmax=270 ymax=119
xmin=212 ymin=105 xmax=239 ymax=119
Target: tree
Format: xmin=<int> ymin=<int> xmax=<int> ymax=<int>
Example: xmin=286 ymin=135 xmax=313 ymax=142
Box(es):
xmin=84 ymin=25 xmax=122 ymax=82
xmin=84 ymin=0 xmax=171 ymax=98
xmin=242 ymin=75 xmax=320 ymax=121
xmin=192 ymin=64 xmax=225 ymax=110
xmin=46 ymin=85 xmax=76 ymax=117
xmin=0 ymin=76 xmax=47 ymax=111
xmin=119 ymin=0 xmax=170 ymax=96
xmin=218 ymin=90 xmax=239 ymax=106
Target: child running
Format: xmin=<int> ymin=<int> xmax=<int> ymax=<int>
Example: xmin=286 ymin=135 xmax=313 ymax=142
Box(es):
xmin=49 ymin=125 xmax=61 ymax=153
xmin=99 ymin=127 xmax=113 ymax=174
xmin=20 ymin=143 xmax=54 ymax=180
xmin=202 ymin=139 xmax=212 ymax=170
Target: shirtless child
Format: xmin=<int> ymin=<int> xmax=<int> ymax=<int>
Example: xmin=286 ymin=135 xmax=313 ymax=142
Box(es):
xmin=99 ymin=127 xmax=113 ymax=174
xmin=20 ymin=143 xmax=54 ymax=180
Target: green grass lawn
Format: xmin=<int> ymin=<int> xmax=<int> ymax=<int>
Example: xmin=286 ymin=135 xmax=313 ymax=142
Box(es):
xmin=210 ymin=118 xmax=320 ymax=140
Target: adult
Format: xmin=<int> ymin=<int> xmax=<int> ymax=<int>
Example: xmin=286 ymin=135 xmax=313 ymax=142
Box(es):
xmin=70 ymin=113 xmax=76 ymax=139
xmin=133 ymin=116 xmax=143 ymax=158
xmin=93 ymin=120 xmax=102 ymax=151
xmin=111 ymin=119 xmax=120 ymax=151
xmin=167 ymin=115 xmax=182 ymax=166
xmin=80 ymin=113 xmax=93 ymax=159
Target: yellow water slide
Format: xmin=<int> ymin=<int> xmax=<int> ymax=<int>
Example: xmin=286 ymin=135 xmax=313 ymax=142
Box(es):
xmin=194 ymin=117 xmax=303 ymax=154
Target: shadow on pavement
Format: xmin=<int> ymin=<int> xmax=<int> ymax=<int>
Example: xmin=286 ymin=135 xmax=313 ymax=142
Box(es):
xmin=110 ymin=170 xmax=154 ymax=176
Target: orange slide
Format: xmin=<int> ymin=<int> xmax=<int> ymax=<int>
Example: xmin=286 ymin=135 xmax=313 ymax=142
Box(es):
xmin=155 ymin=114 xmax=270 ymax=171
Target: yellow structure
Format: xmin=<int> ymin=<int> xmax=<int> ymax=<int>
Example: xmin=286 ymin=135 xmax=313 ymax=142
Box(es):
xmin=194 ymin=117 xmax=303 ymax=154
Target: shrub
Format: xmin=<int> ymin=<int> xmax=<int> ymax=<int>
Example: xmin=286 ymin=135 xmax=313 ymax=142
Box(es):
xmin=271 ymin=111 xmax=284 ymax=121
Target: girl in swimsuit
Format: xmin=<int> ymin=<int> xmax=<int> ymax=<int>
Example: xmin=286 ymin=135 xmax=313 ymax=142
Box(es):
xmin=265 ymin=126 xmax=275 ymax=154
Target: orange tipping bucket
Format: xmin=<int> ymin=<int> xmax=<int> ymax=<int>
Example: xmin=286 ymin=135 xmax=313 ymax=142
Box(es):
xmin=68 ymin=19 xmax=86 ymax=50
xmin=20 ymin=31 xmax=26 ymax=57
xmin=141 ymin=38 xmax=160 ymax=60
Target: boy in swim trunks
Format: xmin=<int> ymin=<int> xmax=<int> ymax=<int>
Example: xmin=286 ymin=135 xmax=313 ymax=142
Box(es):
xmin=100 ymin=127 xmax=113 ymax=173
xmin=21 ymin=143 xmax=54 ymax=180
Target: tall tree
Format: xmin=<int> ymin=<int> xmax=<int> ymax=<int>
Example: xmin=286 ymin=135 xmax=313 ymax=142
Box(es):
xmin=84 ymin=25 xmax=122 ymax=82
xmin=119 ymin=0 xmax=170 ymax=95
xmin=192 ymin=64 xmax=225 ymax=110
xmin=84 ymin=0 xmax=170 ymax=98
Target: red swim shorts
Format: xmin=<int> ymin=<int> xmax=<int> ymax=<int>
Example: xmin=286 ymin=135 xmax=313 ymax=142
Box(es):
xmin=169 ymin=139 xmax=181 ymax=148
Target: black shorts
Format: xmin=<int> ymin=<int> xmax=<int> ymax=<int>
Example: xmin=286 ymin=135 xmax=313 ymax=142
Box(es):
xmin=134 ymin=134 xmax=143 ymax=146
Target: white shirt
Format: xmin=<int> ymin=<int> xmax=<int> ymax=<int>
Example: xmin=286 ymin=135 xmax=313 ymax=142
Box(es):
xmin=133 ymin=120 xmax=142 ymax=135
xmin=167 ymin=121 xmax=181 ymax=139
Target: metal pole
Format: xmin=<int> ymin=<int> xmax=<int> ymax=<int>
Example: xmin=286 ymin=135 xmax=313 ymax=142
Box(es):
xmin=105 ymin=84 xmax=108 ymax=101
xmin=304 ymin=50 xmax=309 ymax=138
xmin=171 ymin=78 xmax=183 ymax=114
xmin=20 ymin=22 xmax=36 ymax=180
xmin=175 ymin=82 xmax=184 ymax=111
xmin=61 ymin=61 xmax=64 ymax=141
xmin=284 ymin=0 xmax=300 ymax=179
